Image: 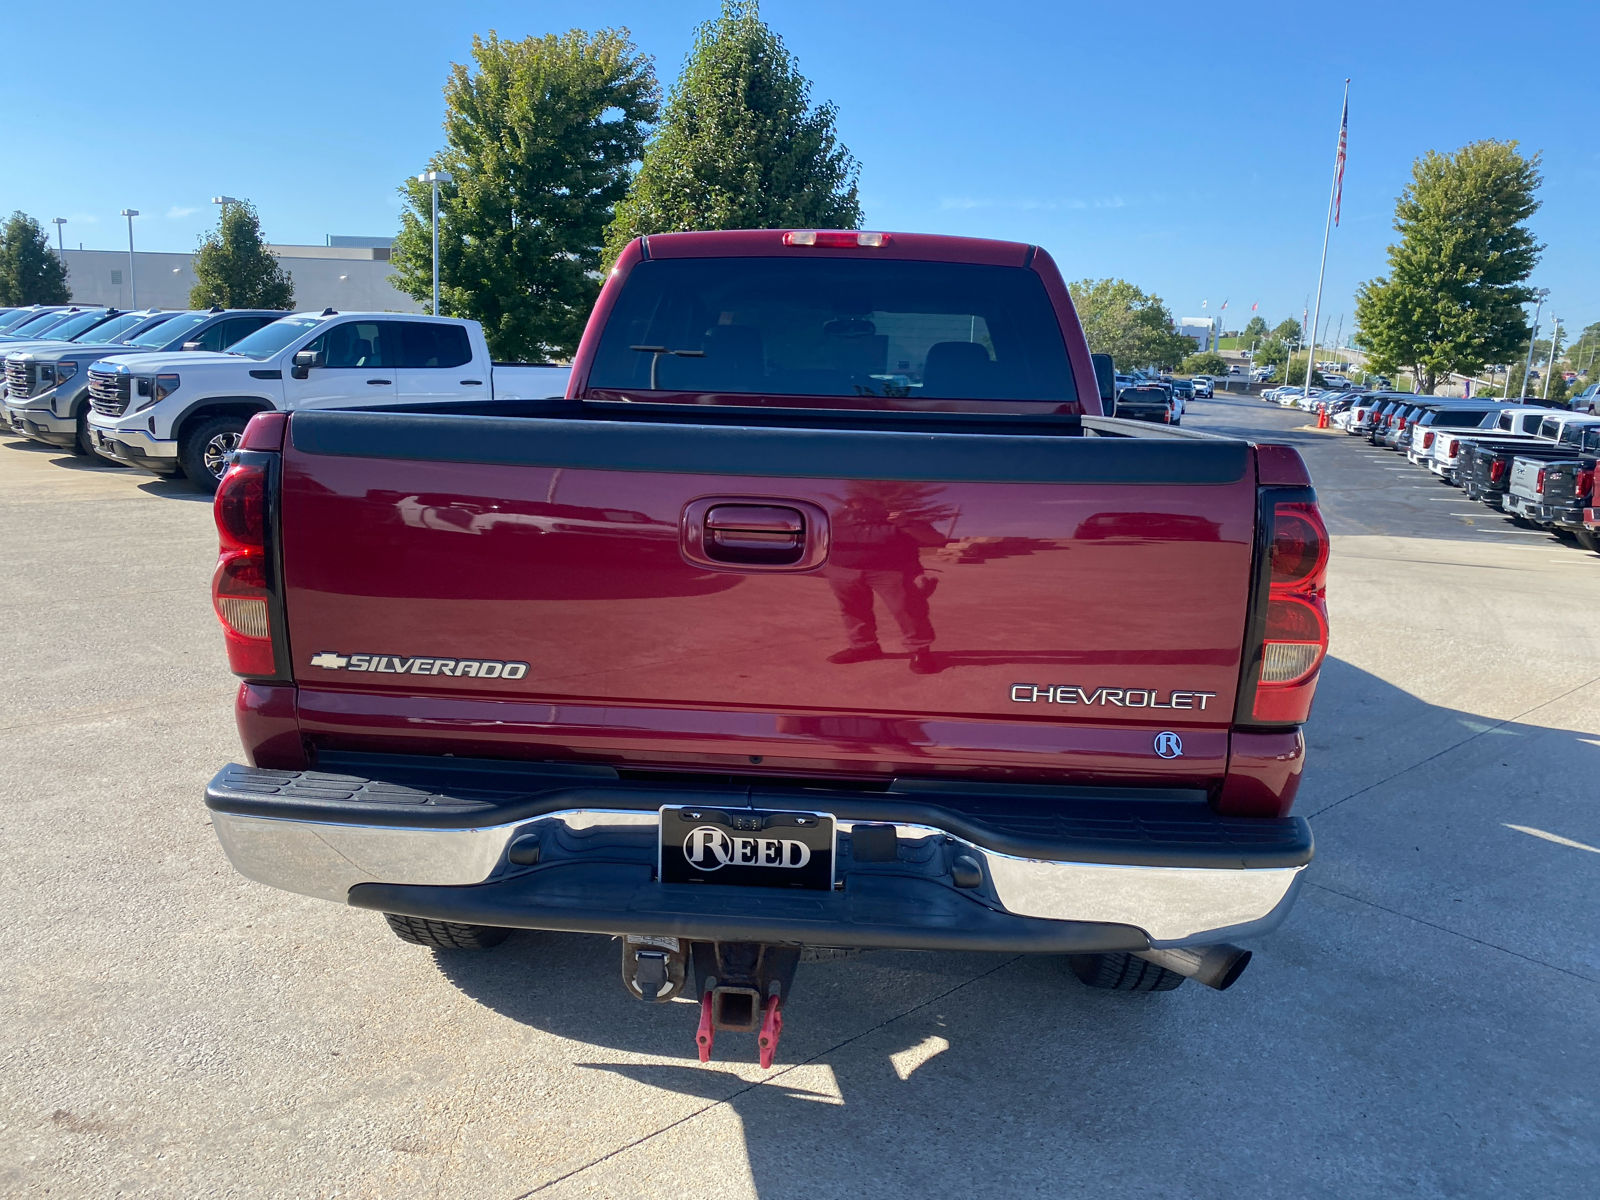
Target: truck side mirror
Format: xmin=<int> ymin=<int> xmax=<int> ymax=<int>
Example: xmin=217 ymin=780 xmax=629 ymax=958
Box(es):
xmin=1091 ymin=352 xmax=1116 ymax=417
xmin=291 ymin=349 xmax=324 ymax=380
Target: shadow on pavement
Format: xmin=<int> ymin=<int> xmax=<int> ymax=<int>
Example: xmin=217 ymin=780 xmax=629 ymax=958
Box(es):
xmin=136 ymin=477 xmax=208 ymax=501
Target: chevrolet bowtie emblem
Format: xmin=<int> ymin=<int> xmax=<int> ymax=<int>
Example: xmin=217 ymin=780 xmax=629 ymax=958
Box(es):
xmin=309 ymin=652 xmax=350 ymax=670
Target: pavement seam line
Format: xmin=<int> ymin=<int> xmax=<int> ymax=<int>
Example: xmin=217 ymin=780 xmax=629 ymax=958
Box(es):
xmin=1305 ymin=671 xmax=1600 ymax=820
xmin=508 ymin=955 xmax=1024 ymax=1198
xmin=1308 ymin=882 xmax=1600 ymax=986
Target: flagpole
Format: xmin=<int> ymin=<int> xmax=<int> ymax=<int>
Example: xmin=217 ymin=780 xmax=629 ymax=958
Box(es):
xmin=1302 ymin=79 xmax=1349 ymax=397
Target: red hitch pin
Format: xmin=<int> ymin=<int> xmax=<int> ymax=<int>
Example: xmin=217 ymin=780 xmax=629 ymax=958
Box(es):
xmin=696 ymin=991 xmax=715 ymax=1063
xmin=757 ymin=995 xmax=784 ymax=1069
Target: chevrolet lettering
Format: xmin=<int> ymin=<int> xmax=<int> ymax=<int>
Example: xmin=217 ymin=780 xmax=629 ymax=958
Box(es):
xmin=1009 ymin=684 xmax=1218 ymax=709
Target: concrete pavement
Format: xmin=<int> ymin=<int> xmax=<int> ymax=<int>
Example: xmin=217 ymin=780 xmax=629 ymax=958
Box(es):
xmin=1 ymin=398 xmax=1596 ymax=1198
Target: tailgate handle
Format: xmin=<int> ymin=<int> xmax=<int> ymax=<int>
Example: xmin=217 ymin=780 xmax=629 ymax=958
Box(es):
xmin=683 ymin=498 xmax=829 ymax=571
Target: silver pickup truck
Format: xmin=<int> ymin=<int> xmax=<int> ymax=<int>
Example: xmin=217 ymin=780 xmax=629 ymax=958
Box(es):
xmin=1503 ymin=419 xmax=1600 ymax=544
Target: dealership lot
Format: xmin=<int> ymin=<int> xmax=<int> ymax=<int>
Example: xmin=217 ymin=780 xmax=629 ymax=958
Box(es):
xmin=2 ymin=396 xmax=1597 ymax=1197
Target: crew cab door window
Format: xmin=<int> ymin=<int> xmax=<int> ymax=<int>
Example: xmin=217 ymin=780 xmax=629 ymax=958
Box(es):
xmin=394 ymin=321 xmax=477 ymax=404
xmin=280 ymin=320 xmax=396 ymax=410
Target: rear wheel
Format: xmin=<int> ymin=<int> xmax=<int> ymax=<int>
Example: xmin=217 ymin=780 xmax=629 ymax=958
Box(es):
xmin=1069 ymin=952 xmax=1185 ymax=992
xmin=383 ymin=913 xmax=511 ymax=950
xmin=179 ymin=416 xmax=248 ymax=493
xmin=1575 ymin=528 xmax=1599 ymax=554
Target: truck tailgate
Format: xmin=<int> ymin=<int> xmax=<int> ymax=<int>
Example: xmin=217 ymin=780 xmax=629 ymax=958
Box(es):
xmin=278 ymin=412 xmax=1260 ymax=786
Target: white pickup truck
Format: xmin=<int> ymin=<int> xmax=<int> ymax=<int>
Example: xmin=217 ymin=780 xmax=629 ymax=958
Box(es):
xmin=85 ymin=311 xmax=571 ymax=491
xmin=1425 ymin=406 xmax=1546 ymax=481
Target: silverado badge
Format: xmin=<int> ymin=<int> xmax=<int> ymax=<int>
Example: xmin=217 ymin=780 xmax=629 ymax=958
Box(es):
xmin=308 ymin=652 xmax=530 ymax=679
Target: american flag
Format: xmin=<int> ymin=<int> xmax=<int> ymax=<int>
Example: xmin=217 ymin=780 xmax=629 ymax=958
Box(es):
xmin=1333 ymin=89 xmax=1349 ymax=227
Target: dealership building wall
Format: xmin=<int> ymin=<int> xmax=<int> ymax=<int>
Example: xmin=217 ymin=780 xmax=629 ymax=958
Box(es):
xmin=61 ymin=244 xmax=423 ymax=313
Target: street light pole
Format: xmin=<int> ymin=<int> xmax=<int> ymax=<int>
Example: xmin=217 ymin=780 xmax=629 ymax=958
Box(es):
xmin=120 ymin=209 xmax=140 ymax=308
xmin=1542 ymin=316 xmax=1562 ymax=401
xmin=51 ymin=217 xmax=66 ymax=253
xmin=418 ymin=170 xmax=455 ymax=316
xmin=1520 ymin=289 xmax=1549 ymax=401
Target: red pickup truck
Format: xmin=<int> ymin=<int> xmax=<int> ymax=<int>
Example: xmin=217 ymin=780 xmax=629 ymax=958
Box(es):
xmin=204 ymin=229 xmax=1325 ymax=1067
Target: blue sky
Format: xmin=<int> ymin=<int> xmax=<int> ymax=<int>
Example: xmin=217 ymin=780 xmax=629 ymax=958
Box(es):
xmin=6 ymin=1 xmax=1596 ymax=342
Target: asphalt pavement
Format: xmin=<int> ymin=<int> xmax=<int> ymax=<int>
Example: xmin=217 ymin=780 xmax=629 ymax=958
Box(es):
xmin=2 ymin=398 xmax=1597 ymax=1198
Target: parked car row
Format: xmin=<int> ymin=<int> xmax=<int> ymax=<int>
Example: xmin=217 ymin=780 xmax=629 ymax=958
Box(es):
xmin=0 ymin=304 xmax=570 ymax=492
xmin=1326 ymin=387 xmax=1600 ymax=552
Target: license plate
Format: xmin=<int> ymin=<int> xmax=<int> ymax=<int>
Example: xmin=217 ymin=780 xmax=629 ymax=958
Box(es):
xmin=659 ymin=806 xmax=835 ymax=891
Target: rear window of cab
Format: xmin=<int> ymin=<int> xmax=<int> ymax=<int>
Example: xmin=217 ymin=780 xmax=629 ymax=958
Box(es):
xmin=589 ymin=257 xmax=1076 ymax=403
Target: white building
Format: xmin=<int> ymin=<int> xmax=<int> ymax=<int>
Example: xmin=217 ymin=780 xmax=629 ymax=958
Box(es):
xmin=1177 ymin=317 xmax=1215 ymax=352
xmin=61 ymin=240 xmax=423 ymax=313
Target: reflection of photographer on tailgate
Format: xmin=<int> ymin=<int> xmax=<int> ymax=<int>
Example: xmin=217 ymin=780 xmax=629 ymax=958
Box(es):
xmin=823 ymin=491 xmax=948 ymax=674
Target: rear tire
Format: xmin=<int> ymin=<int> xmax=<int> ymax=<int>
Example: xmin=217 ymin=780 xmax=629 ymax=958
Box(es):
xmin=1069 ymin=952 xmax=1185 ymax=992
xmin=180 ymin=415 xmax=248 ymax=494
xmin=383 ymin=913 xmax=511 ymax=950
xmin=1575 ymin=528 xmax=1599 ymax=553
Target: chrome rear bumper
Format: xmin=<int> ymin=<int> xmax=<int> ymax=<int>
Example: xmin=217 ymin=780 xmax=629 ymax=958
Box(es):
xmin=208 ymin=763 xmax=1310 ymax=951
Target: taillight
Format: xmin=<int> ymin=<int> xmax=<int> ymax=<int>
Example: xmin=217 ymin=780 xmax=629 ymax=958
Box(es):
xmin=1422 ymin=432 xmax=1435 ymax=449
xmin=1536 ymin=468 xmax=1546 ymax=494
xmin=212 ymin=459 xmax=279 ymax=677
xmin=1447 ymin=439 xmax=1459 ymax=458
xmin=1489 ymin=460 xmax=1506 ymax=483
xmin=1243 ymin=495 xmax=1329 ymax=725
xmin=1579 ymin=469 xmax=1595 ymax=499
xmin=783 ymin=230 xmax=890 ymax=248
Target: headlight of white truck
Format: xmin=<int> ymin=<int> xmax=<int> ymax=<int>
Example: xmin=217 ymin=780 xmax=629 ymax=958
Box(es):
xmin=133 ymin=373 xmax=180 ymax=412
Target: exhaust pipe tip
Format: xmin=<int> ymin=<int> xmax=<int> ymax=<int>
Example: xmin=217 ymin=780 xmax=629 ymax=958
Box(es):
xmin=1134 ymin=944 xmax=1253 ymax=991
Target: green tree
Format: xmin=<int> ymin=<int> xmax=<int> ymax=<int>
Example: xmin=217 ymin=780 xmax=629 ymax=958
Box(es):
xmin=603 ymin=1 xmax=860 ymax=263
xmin=0 ymin=212 xmax=71 ymax=305
xmin=392 ymin=28 xmax=659 ymax=361
xmin=1271 ymin=318 xmax=1302 ymax=343
xmin=189 ymin=200 xmax=294 ymax=310
xmin=1068 ymin=278 xmax=1194 ymax=371
xmin=1284 ymin=354 xmax=1327 ymax=388
xmin=1182 ymin=351 xmax=1228 ymax=376
xmin=1354 ymin=140 xmax=1542 ymax=394
xmin=1242 ymin=315 xmax=1269 ymax=341
xmin=1255 ymin=337 xmax=1290 ymax=368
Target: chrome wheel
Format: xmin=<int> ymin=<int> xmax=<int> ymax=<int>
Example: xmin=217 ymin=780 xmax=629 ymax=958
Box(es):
xmin=203 ymin=431 xmax=242 ymax=478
